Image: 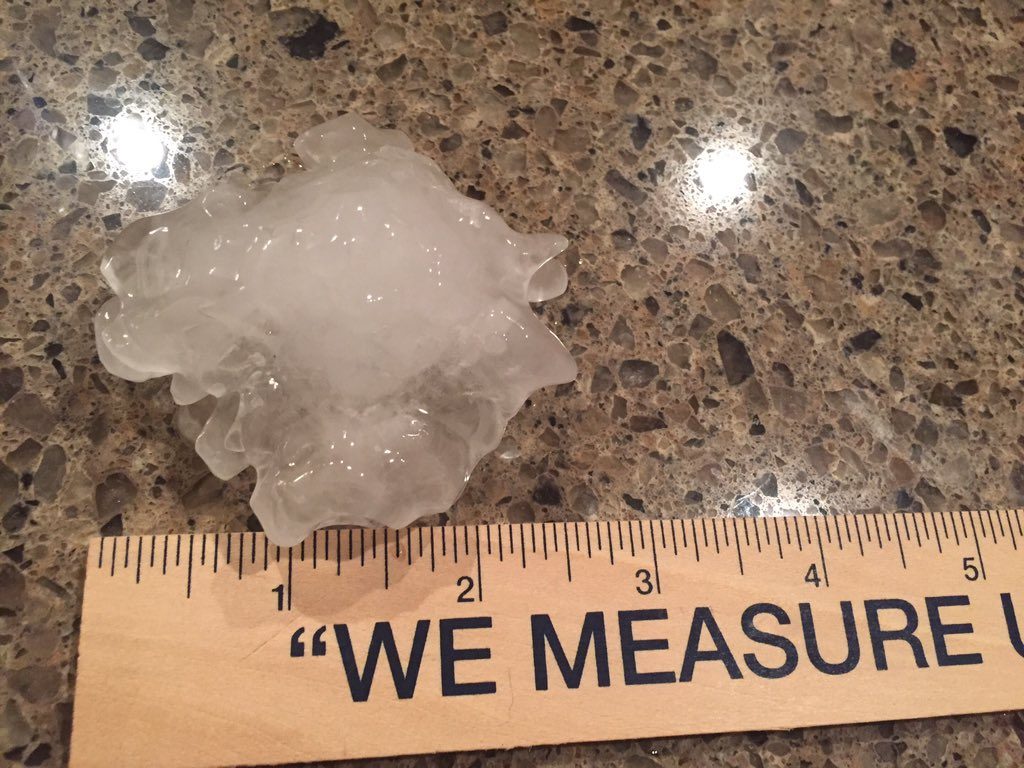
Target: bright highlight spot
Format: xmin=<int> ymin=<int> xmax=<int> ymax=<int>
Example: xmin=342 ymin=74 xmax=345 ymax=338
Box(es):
xmin=694 ymin=147 xmax=753 ymax=205
xmin=109 ymin=114 xmax=171 ymax=177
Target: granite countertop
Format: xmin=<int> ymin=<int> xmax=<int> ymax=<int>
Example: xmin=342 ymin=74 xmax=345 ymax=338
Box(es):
xmin=2 ymin=1 xmax=1024 ymax=766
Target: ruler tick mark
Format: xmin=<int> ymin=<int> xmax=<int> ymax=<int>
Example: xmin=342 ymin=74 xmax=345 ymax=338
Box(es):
xmin=995 ymin=510 xmax=1006 ymax=539
xmin=498 ymin=525 xmax=505 ymax=562
xmin=361 ymin=529 xmax=366 ymax=567
xmin=911 ymin=514 xmax=921 ymax=548
xmin=124 ymin=536 xmax=130 ymax=569
xmin=628 ymin=521 xmax=636 ymax=558
xmin=238 ymin=534 xmax=243 ymax=580
xmin=312 ymin=533 xmax=317 ymax=569
xmin=464 ymin=526 xmax=470 ymax=558
xmin=476 ymin=527 xmax=484 ymax=600
xmin=930 ymin=512 xmax=943 ymax=554
xmin=110 ymin=539 xmax=117 ymax=577
xmin=843 ymin=516 xmax=853 ymax=546
xmin=750 ymin=518 xmax=760 ymax=553
xmin=691 ymin=519 xmax=700 ymax=562
xmin=264 ymin=537 xmax=269 ymax=571
xmin=701 ymin=518 xmax=709 ymax=550
xmin=149 ymin=536 xmax=155 ymax=570
xmin=98 ymin=538 xmax=104 ymax=569
xmin=136 ymin=536 xmax=142 ymax=583
xmin=1014 ymin=509 xmax=1023 ymax=537
xmin=487 ymin=525 xmax=493 ymax=556
xmin=794 ymin=518 xmax=803 ymax=551
xmin=712 ymin=519 xmax=720 ymax=555
xmin=680 ymin=518 xmax=688 ymax=550
xmin=186 ymin=534 xmax=194 ymax=598
xmin=762 ymin=517 xmax=771 ymax=549
xmin=920 ymin=513 xmax=931 ymax=542
xmin=337 ymin=530 xmax=342 ymax=575
xmin=564 ymin=523 xmax=572 ymax=583
xmin=607 ymin=521 xmax=614 ymax=566
xmin=831 ymin=516 xmax=843 ymax=551
xmin=585 ymin=522 xmax=592 ymax=558
xmin=371 ymin=530 xmax=376 ymax=561
xmin=986 ymin=509 xmax=998 ymax=544
xmin=214 ymin=534 xmax=220 ymax=573
xmin=783 ymin=517 xmax=792 ymax=546
xmin=287 ymin=548 xmax=293 ymax=610
xmin=853 ymin=515 xmax=864 ymax=557
xmin=553 ymin=523 xmax=560 ymax=553
xmin=520 ymin=524 xmax=527 ymax=569
xmin=227 ymin=533 xmax=232 ymax=565
xmin=670 ymin=519 xmax=678 ymax=556
xmin=201 ymin=535 xmax=207 ymax=566
xmin=967 ymin=512 xmax=987 ymax=580
xmin=723 ymin=518 xmax=730 ymax=548
xmin=430 ymin=527 xmax=436 ymax=572
xmin=418 ymin=527 xmax=424 ymax=559
xmin=384 ymin=530 xmax=389 ymax=590
xmin=596 ymin=521 xmax=603 ymax=551
xmin=733 ymin=518 xmax=744 ymax=576
xmin=252 ymin=532 xmax=257 ymax=564
xmin=774 ymin=517 xmax=784 ymax=559
xmin=894 ymin=516 xmax=907 ymax=570
xmin=1004 ymin=510 xmax=1018 ymax=551
xmin=175 ymin=535 xmax=181 ymax=567
xmin=407 ymin=528 xmax=412 ymax=566
xmin=812 ymin=517 xmax=830 ymax=587
xmin=649 ymin=520 xmax=661 ymax=593
xmin=162 ymin=535 xmax=168 ymax=575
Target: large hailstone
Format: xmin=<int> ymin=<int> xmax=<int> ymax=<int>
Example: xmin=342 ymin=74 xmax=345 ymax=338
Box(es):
xmin=95 ymin=114 xmax=577 ymax=545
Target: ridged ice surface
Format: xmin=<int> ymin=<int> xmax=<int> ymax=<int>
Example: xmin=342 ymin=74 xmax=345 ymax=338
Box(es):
xmin=95 ymin=114 xmax=577 ymax=545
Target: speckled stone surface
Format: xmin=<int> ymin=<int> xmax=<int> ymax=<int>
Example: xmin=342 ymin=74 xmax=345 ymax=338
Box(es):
xmin=2 ymin=1 xmax=1024 ymax=766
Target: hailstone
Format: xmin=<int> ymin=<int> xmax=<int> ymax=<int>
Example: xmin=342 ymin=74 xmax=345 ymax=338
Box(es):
xmin=95 ymin=114 xmax=577 ymax=545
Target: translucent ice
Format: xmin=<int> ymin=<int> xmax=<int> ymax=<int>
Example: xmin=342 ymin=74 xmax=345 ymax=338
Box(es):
xmin=95 ymin=115 xmax=577 ymax=544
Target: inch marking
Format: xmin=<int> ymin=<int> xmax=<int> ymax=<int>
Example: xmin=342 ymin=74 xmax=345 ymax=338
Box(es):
xmin=475 ymin=526 xmax=484 ymax=600
xmin=812 ymin=517 xmax=830 ymax=588
xmin=967 ymin=511 xmax=987 ymax=581
xmin=648 ymin=521 xmax=661 ymax=594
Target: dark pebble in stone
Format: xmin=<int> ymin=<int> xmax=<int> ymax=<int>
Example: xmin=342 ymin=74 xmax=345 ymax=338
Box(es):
xmin=0 ymin=367 xmax=23 ymax=403
xmin=100 ymin=514 xmax=123 ymax=536
xmin=915 ymin=478 xmax=945 ymax=511
xmin=34 ymin=445 xmax=66 ymax=502
xmin=9 ymin=666 xmax=61 ymax=704
xmin=565 ymin=16 xmax=597 ymax=32
xmin=604 ymin=169 xmax=647 ymax=204
xmin=684 ymin=490 xmax=703 ymax=503
xmin=0 ymin=562 xmax=26 ymax=611
xmin=43 ymin=342 xmax=62 ymax=358
xmin=23 ymin=743 xmax=51 ymax=767
xmin=102 ymin=213 xmax=122 ymax=230
xmin=756 ymin=472 xmax=778 ymax=497
xmin=481 ymin=11 xmax=507 ymax=35
xmin=902 ymin=292 xmax=923 ymax=310
xmin=928 ymin=383 xmax=962 ymax=408
xmin=375 ymin=54 xmax=408 ymax=83
xmin=590 ymin=366 xmax=615 ymax=393
xmin=611 ymin=229 xmax=636 ymax=249
xmin=716 ymin=331 xmax=755 ymax=385
xmin=4 ymin=394 xmax=55 ymax=436
xmin=137 ymin=38 xmax=170 ymax=61
xmin=3 ymin=503 xmax=29 ymax=533
xmin=0 ymin=463 xmax=18 ymax=509
xmin=774 ymin=128 xmax=806 ymax=155
xmin=127 ymin=181 xmax=167 ymax=211
xmin=95 ymin=473 xmax=138 ymax=519
xmin=890 ymin=38 xmax=916 ymax=68
xmin=814 ymin=109 xmax=853 ymax=134
xmin=225 ymin=53 xmax=239 ymax=68
xmin=848 ymin=329 xmax=882 ymax=351
xmin=1011 ymin=462 xmax=1024 ymax=497
xmin=954 ymin=379 xmax=979 ymax=396
xmin=689 ymin=314 xmax=713 ymax=339
xmin=628 ymin=415 xmax=667 ymax=432
xmin=915 ymin=417 xmax=938 ymax=447
xmin=86 ymin=93 xmax=122 ymax=117
xmin=943 ymin=126 xmax=978 ymax=157
xmin=895 ymin=489 xmax=913 ymax=509
xmin=794 ymin=178 xmax=814 ymax=205
xmin=532 ymin=475 xmax=562 ymax=506
xmin=128 ymin=15 xmax=156 ymax=36
xmin=918 ymin=199 xmax=946 ymax=230
xmin=970 ymin=209 xmax=991 ymax=233
xmin=181 ymin=472 xmax=223 ymax=509
xmin=622 ymin=493 xmax=645 ymax=512
xmin=501 ymin=121 xmax=527 ymax=140
xmin=245 ymin=513 xmax=263 ymax=532
xmin=630 ymin=117 xmax=651 ymax=150
xmin=618 ymin=359 xmax=659 ymax=388
xmin=439 ymin=134 xmax=462 ymax=152
xmin=279 ymin=14 xmax=341 ymax=60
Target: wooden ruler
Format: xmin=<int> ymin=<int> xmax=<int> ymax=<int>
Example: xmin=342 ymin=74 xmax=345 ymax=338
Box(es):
xmin=71 ymin=510 xmax=1024 ymax=768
